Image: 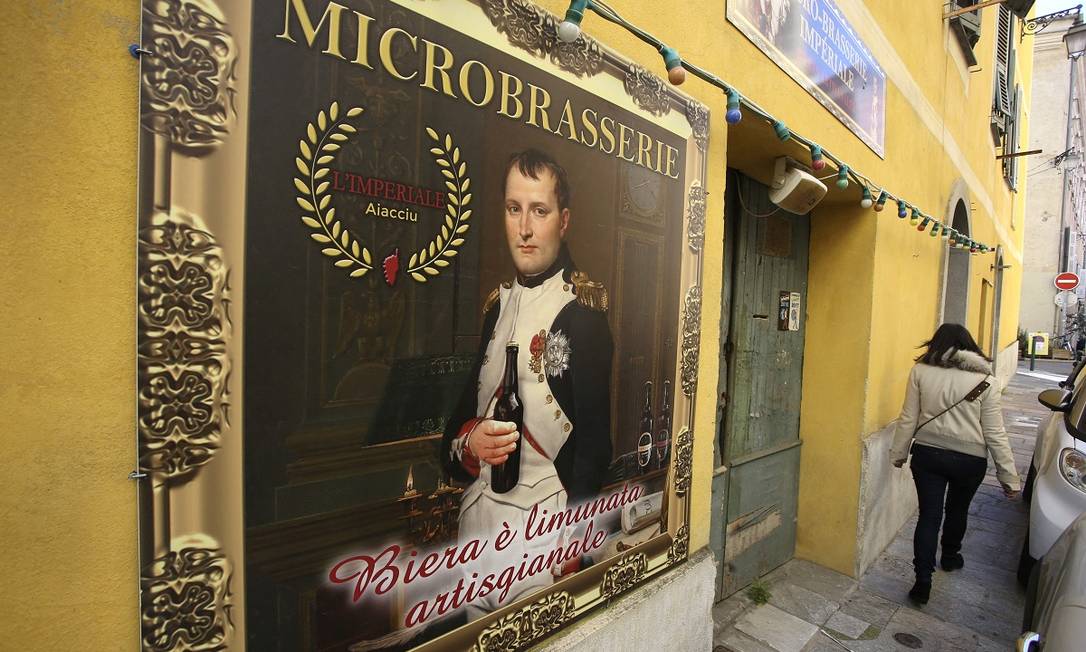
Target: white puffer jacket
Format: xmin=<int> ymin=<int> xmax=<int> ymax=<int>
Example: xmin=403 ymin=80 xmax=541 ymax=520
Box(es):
xmin=890 ymin=349 xmax=1020 ymax=489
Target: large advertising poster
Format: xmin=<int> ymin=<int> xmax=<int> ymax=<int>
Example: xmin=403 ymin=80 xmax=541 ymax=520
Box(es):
xmin=136 ymin=1 xmax=707 ymax=650
xmin=727 ymin=0 xmax=886 ymax=156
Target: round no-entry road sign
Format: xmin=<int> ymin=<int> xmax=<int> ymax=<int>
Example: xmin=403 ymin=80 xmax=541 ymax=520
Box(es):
xmin=1055 ymin=272 xmax=1080 ymax=291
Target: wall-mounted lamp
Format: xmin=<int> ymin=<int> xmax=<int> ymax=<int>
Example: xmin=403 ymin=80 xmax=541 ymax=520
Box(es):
xmin=1065 ymin=18 xmax=1086 ymax=59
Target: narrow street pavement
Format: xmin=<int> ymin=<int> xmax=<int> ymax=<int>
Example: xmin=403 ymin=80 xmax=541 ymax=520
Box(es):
xmin=712 ymin=361 xmax=1075 ymax=652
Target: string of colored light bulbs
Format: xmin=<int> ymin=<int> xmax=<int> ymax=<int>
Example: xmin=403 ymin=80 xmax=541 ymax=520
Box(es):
xmin=557 ymin=0 xmax=994 ymax=254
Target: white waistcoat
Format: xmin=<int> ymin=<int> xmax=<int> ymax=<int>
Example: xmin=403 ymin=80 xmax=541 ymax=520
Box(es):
xmin=460 ymin=270 xmax=576 ymax=516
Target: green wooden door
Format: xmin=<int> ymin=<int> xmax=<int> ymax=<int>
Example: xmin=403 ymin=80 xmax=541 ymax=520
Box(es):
xmin=716 ymin=172 xmax=809 ymax=598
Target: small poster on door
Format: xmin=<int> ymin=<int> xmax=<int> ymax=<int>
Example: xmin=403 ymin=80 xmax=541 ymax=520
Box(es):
xmin=779 ymin=291 xmax=801 ymax=332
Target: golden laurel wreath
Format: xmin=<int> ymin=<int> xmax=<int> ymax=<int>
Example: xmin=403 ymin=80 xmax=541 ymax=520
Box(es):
xmin=406 ymin=128 xmax=473 ymax=283
xmin=293 ymin=102 xmax=472 ymax=285
xmin=295 ymin=102 xmax=372 ymax=278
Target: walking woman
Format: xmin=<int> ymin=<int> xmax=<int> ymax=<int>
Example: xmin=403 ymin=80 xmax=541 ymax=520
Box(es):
xmin=890 ymin=324 xmax=1020 ymax=605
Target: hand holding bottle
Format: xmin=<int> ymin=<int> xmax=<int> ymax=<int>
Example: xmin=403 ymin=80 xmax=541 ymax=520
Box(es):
xmin=491 ymin=343 xmax=524 ymax=493
xmin=468 ymin=420 xmax=520 ymax=466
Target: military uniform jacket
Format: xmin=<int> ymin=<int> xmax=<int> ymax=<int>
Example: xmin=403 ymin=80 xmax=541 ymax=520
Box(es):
xmin=441 ymin=262 xmax=614 ymax=514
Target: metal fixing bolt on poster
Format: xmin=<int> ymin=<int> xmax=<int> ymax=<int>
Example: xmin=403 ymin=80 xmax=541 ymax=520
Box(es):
xmin=135 ymin=0 xmax=708 ymax=650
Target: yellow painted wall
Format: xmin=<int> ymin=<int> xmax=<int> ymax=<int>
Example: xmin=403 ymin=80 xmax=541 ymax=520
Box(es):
xmin=0 ymin=0 xmax=1033 ymax=645
xmin=538 ymin=0 xmax=1032 ymax=582
xmin=0 ymin=1 xmax=139 ymax=648
xmin=539 ymin=0 xmax=1033 ymax=576
xmin=865 ymin=5 xmax=1033 ymax=435
xmin=1004 ymin=37 xmax=1032 ymax=353
xmin=795 ymin=199 xmax=876 ymax=572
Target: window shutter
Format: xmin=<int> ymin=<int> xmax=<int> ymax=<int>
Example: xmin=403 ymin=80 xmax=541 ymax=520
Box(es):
xmin=996 ymin=7 xmax=1013 ymax=114
xmin=1007 ymin=38 xmax=1017 ymax=96
xmin=958 ymin=9 xmax=982 ymax=47
xmin=1002 ymin=88 xmax=1014 ymax=183
xmin=1004 ymin=0 xmax=1036 ymax=19
xmin=996 ymin=6 xmax=1011 ymax=66
xmin=991 ymin=63 xmax=1008 ymax=143
xmin=1012 ymin=84 xmax=1022 ymax=190
xmin=992 ymin=6 xmax=1015 ymax=144
xmin=950 ymin=0 xmax=982 ymax=66
xmin=994 ymin=65 xmax=1010 ymax=116
xmin=1004 ymin=84 xmax=1022 ymax=190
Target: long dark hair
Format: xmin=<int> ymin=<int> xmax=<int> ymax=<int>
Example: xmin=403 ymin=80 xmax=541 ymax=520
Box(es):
xmin=916 ymin=323 xmax=989 ymax=365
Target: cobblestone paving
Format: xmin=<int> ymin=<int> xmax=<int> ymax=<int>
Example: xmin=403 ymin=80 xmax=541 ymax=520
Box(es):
xmin=712 ymin=363 xmax=1068 ymax=652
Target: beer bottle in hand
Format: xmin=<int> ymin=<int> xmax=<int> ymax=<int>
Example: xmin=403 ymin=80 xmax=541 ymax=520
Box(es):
xmin=491 ymin=343 xmax=523 ymax=494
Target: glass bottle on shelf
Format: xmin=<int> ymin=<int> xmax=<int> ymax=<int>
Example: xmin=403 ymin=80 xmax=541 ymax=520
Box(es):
xmin=655 ymin=380 xmax=672 ymax=470
xmin=637 ymin=380 xmax=654 ymax=471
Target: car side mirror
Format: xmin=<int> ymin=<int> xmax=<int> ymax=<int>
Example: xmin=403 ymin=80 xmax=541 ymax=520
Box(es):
xmin=1038 ymin=388 xmax=1072 ymax=412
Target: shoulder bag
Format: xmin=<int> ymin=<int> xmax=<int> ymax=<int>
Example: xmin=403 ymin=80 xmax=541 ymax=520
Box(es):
xmin=912 ymin=376 xmax=992 ymax=437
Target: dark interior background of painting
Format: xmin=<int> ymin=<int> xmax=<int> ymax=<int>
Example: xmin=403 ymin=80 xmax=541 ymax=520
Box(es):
xmin=242 ymin=1 xmax=686 ymax=649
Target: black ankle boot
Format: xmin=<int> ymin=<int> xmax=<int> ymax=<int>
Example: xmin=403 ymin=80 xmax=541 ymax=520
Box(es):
xmin=909 ymin=579 xmax=931 ymax=605
xmin=941 ymin=553 xmax=964 ymax=571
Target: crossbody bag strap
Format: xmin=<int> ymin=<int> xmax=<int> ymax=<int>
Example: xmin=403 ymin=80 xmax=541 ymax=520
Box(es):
xmin=912 ymin=375 xmax=991 ymax=437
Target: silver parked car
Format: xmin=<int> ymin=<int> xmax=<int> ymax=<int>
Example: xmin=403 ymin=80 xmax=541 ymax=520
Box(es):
xmin=1018 ymin=361 xmax=1086 ymax=585
xmin=1018 ymin=360 xmax=1086 ymax=650
xmin=1018 ymin=511 xmax=1086 ymax=651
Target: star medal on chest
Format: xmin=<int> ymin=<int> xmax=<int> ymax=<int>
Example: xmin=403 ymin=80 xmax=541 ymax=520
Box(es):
xmin=543 ymin=330 xmax=571 ymax=378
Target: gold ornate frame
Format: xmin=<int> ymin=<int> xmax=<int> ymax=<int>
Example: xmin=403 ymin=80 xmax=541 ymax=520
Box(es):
xmin=135 ymin=1 xmax=708 ymax=650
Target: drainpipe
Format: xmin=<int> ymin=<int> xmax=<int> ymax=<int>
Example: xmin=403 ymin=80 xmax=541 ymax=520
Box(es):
xmin=991 ymin=245 xmax=1006 ymax=358
xmin=1058 ymin=45 xmax=1079 ymax=338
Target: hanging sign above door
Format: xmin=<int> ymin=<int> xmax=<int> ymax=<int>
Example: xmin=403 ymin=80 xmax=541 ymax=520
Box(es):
xmin=727 ymin=0 xmax=887 ymax=157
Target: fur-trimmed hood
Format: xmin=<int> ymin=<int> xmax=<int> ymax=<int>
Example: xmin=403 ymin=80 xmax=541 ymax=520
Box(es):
xmin=927 ymin=349 xmax=993 ymax=375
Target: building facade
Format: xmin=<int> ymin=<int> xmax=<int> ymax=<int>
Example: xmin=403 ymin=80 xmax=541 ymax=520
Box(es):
xmin=1022 ymin=13 xmax=1086 ymax=341
xmin=1 ymin=0 xmax=1034 ymax=650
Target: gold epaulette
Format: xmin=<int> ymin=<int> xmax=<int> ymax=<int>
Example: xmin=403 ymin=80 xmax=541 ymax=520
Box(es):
xmin=571 ymin=271 xmax=609 ymax=312
xmin=483 ymin=286 xmax=501 ymax=315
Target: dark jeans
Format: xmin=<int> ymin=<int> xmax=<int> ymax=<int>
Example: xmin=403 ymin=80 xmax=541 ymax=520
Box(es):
xmin=909 ymin=443 xmax=988 ymax=581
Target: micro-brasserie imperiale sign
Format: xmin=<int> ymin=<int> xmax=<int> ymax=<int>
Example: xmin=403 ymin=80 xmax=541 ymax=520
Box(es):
xmin=727 ymin=0 xmax=886 ymax=156
xmin=276 ymin=0 xmax=684 ymax=180
xmin=136 ymin=0 xmax=706 ymax=649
